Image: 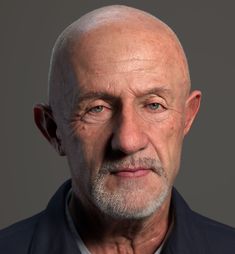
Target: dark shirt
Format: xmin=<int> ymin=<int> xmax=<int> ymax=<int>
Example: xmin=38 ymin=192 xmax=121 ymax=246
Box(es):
xmin=0 ymin=180 xmax=235 ymax=254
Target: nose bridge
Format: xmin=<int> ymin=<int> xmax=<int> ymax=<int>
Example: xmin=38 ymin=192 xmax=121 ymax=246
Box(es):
xmin=111 ymin=103 xmax=148 ymax=154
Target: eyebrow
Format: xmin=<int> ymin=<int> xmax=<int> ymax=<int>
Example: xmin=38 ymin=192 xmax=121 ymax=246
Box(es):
xmin=74 ymin=86 xmax=172 ymax=104
xmin=74 ymin=92 xmax=117 ymax=105
xmin=135 ymin=87 xmax=172 ymax=98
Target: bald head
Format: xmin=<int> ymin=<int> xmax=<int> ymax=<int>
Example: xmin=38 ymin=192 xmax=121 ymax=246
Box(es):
xmin=49 ymin=5 xmax=190 ymax=118
xmin=35 ymin=6 xmax=201 ymax=222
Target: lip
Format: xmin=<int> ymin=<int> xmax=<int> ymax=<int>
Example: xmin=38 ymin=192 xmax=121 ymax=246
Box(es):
xmin=111 ymin=168 xmax=151 ymax=178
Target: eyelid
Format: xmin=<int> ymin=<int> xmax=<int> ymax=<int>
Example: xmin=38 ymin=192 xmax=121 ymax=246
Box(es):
xmin=86 ymin=100 xmax=112 ymax=111
xmin=143 ymin=96 xmax=167 ymax=106
xmin=81 ymin=101 xmax=113 ymax=124
xmin=76 ymin=99 xmax=110 ymax=111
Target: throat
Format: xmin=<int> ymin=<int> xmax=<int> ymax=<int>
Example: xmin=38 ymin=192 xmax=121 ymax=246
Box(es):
xmin=67 ymin=191 xmax=173 ymax=254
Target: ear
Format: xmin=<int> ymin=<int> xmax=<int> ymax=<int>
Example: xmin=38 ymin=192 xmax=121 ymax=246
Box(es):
xmin=33 ymin=104 xmax=66 ymax=156
xmin=184 ymin=90 xmax=202 ymax=136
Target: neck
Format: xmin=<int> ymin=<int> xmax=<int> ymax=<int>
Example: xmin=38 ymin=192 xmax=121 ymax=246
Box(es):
xmin=69 ymin=191 xmax=172 ymax=254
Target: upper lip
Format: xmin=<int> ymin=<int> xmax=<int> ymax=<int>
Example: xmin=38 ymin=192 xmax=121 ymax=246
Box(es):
xmin=110 ymin=167 xmax=150 ymax=174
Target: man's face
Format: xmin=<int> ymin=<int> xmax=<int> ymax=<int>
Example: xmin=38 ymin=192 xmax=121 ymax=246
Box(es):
xmin=58 ymin=25 xmax=196 ymax=219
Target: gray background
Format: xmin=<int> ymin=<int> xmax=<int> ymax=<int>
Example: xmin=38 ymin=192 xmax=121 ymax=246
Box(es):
xmin=1 ymin=0 xmax=235 ymax=229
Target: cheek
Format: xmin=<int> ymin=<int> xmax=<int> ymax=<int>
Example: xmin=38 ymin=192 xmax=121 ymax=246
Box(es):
xmin=68 ymin=122 xmax=111 ymax=169
xmin=167 ymin=121 xmax=184 ymax=163
xmin=148 ymin=115 xmax=184 ymax=176
xmin=149 ymin=115 xmax=184 ymax=147
xmin=164 ymin=112 xmax=185 ymax=142
xmin=165 ymin=119 xmax=185 ymax=177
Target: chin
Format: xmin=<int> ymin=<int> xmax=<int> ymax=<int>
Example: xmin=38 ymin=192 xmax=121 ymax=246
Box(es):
xmin=91 ymin=178 xmax=171 ymax=220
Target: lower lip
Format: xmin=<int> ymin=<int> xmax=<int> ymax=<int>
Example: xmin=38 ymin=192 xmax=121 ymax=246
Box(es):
xmin=114 ymin=169 xmax=150 ymax=178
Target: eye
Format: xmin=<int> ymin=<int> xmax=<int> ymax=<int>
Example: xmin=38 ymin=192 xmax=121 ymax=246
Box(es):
xmin=148 ymin=103 xmax=161 ymax=110
xmin=80 ymin=103 xmax=112 ymax=123
xmin=146 ymin=102 xmax=165 ymax=112
xmin=88 ymin=105 xmax=104 ymax=113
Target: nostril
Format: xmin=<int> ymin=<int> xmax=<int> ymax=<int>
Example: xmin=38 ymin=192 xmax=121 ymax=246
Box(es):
xmin=107 ymin=149 xmax=127 ymax=161
xmin=105 ymin=136 xmax=127 ymax=161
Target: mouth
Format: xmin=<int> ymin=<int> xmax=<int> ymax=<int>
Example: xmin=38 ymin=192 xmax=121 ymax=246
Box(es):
xmin=111 ymin=167 xmax=151 ymax=178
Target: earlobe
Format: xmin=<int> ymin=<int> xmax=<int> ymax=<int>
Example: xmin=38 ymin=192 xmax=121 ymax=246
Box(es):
xmin=33 ymin=104 xmax=66 ymax=156
xmin=184 ymin=90 xmax=202 ymax=135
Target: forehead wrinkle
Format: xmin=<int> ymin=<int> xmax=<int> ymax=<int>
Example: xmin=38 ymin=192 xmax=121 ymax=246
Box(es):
xmin=75 ymin=91 xmax=117 ymax=104
xmin=127 ymin=86 xmax=174 ymax=105
xmin=82 ymin=67 xmax=166 ymax=76
xmin=76 ymin=59 xmax=170 ymax=76
xmin=74 ymin=84 xmax=172 ymax=102
xmin=48 ymin=5 xmax=191 ymax=118
xmin=135 ymin=87 xmax=172 ymax=97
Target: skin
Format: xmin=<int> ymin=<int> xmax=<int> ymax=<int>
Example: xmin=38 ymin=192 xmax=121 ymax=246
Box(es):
xmin=34 ymin=5 xmax=201 ymax=254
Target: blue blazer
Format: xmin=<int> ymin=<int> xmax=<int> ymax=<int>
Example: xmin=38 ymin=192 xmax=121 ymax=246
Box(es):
xmin=0 ymin=180 xmax=235 ymax=253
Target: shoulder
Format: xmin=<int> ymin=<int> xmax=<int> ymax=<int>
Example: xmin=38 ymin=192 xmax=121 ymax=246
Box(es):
xmin=0 ymin=181 xmax=72 ymax=254
xmin=171 ymin=188 xmax=235 ymax=253
xmin=0 ymin=212 xmax=43 ymax=254
xmin=192 ymin=210 xmax=235 ymax=251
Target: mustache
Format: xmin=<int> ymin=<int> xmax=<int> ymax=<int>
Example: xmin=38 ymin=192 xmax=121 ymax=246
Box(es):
xmin=99 ymin=157 xmax=165 ymax=177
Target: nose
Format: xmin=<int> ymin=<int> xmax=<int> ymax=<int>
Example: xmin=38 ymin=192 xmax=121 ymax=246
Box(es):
xmin=111 ymin=109 xmax=148 ymax=155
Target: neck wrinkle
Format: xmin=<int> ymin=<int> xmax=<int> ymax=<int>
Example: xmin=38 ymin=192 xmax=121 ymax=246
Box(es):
xmin=68 ymin=189 xmax=172 ymax=253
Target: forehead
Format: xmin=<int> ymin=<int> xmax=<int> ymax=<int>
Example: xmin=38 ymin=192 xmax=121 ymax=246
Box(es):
xmin=72 ymin=24 xmax=180 ymax=64
xmin=67 ymin=23 xmax=188 ymax=98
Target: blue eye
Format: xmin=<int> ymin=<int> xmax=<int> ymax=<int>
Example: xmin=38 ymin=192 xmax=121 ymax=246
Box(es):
xmin=89 ymin=105 xmax=104 ymax=113
xmin=148 ymin=103 xmax=161 ymax=110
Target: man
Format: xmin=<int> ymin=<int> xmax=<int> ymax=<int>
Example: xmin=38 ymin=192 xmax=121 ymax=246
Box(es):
xmin=0 ymin=5 xmax=234 ymax=254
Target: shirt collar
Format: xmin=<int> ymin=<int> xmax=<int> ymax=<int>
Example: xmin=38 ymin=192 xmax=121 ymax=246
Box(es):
xmin=65 ymin=189 xmax=173 ymax=254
